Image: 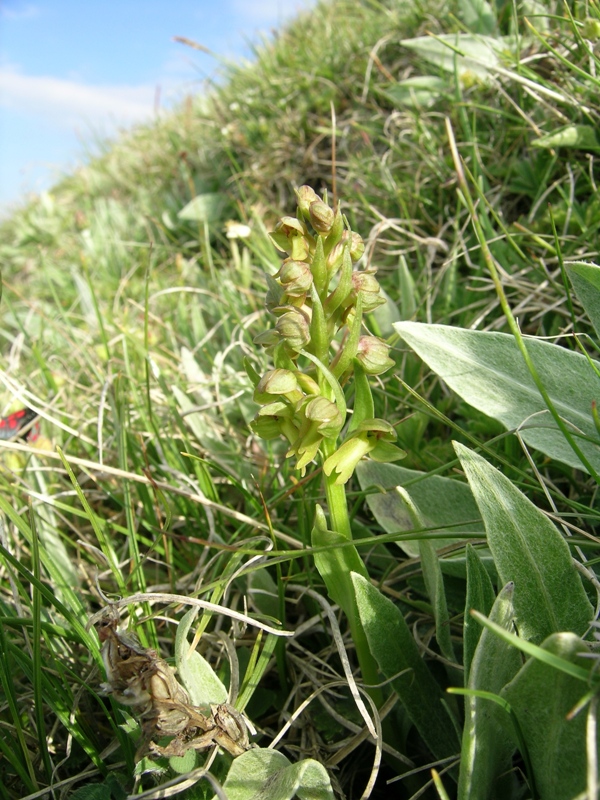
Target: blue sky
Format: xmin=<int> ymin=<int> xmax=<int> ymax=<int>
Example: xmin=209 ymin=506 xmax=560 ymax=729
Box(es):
xmin=0 ymin=0 xmax=316 ymax=214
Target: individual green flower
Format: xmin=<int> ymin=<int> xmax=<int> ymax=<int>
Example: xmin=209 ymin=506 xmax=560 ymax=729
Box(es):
xmin=326 ymin=241 xmax=345 ymax=278
xmin=253 ymin=328 xmax=281 ymax=349
xmin=287 ymin=396 xmax=343 ymax=474
xmin=355 ymin=336 xmax=394 ymax=375
xmin=296 ymin=185 xmax=321 ymax=216
xmin=269 ymin=216 xmax=311 ymax=261
xmin=275 ymin=259 xmax=313 ymax=298
xmin=275 ymin=307 xmax=311 ymax=352
xmin=583 ymin=17 xmax=600 ymax=40
xmin=323 ymin=419 xmax=405 ymax=485
xmin=309 ymin=200 xmax=335 ymax=235
xmin=349 ymin=269 xmax=386 ymax=312
xmin=251 ymin=401 xmax=299 ymax=443
xmin=342 ymin=230 xmax=365 ymax=262
xmin=253 ymin=369 xmax=303 ymax=405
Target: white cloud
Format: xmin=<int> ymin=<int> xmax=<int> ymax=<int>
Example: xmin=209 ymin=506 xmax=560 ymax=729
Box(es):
xmin=231 ymin=0 xmax=317 ymax=27
xmin=0 ymin=66 xmax=156 ymax=128
xmin=0 ymin=3 xmax=39 ymax=20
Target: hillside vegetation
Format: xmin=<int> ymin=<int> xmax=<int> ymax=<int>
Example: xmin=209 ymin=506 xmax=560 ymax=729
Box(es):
xmin=1 ymin=1 xmax=600 ymax=798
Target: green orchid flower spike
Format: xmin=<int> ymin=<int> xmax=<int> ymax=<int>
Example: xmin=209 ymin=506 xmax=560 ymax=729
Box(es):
xmin=251 ymin=186 xmax=403 ymax=486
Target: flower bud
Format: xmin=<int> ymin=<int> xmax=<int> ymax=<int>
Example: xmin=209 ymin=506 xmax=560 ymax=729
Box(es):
xmin=347 ymin=231 xmax=365 ymax=261
xmin=309 ymin=200 xmax=335 ymax=235
xmin=275 ymin=308 xmax=311 ymax=352
xmin=296 ymin=185 xmax=321 ymax=215
xmin=350 ymin=269 xmax=386 ymax=312
xmin=356 ymin=336 xmax=394 ymax=375
xmin=254 ymin=369 xmax=302 ymax=404
xmin=304 ymin=395 xmax=343 ymax=437
xmin=275 ymin=259 xmax=313 ymax=297
xmin=326 ymin=242 xmax=345 ymax=277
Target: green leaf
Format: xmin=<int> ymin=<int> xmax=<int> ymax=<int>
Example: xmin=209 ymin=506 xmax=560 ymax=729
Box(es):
xmin=356 ymin=460 xmax=482 ymax=558
xmin=219 ymin=748 xmax=334 ymax=800
xmin=175 ymin=608 xmax=228 ymax=706
xmin=311 ymin=507 xmax=369 ymax=617
xmin=454 ymin=443 xmax=593 ymax=643
xmin=378 ymin=77 xmax=448 ymax=110
xmin=400 ymin=34 xmax=505 ymax=81
xmin=394 ymin=486 xmax=455 ymax=661
xmin=457 ymin=0 xmax=497 ymax=34
xmin=394 ymin=321 xmax=600 ymax=473
xmin=352 ymin=572 xmax=460 ymax=760
xmin=169 ymin=748 xmax=197 ymax=774
xmin=370 ymin=284 xmax=404 ymax=336
xmin=247 ymin=568 xmax=281 ymax=621
xmin=502 ymin=633 xmax=597 ymax=800
xmin=566 ymin=261 xmax=600 ymax=341
xmin=464 ymin=544 xmax=496 ymax=682
xmin=458 ymin=583 xmax=521 ymax=800
xmin=532 ymin=125 xmax=600 ymax=152
xmin=69 ymin=785 xmax=113 ymax=800
xmin=178 ymin=192 xmax=229 ymax=223
xmin=420 ymin=534 xmax=455 ymax=662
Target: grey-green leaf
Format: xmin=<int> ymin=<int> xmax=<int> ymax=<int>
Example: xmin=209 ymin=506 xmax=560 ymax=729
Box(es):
xmin=400 ymin=34 xmax=504 ymax=81
xmin=454 ymin=443 xmax=593 ymax=643
xmin=464 ymin=544 xmax=496 ymax=682
xmin=378 ymin=77 xmax=448 ymax=110
xmin=352 ymin=572 xmax=459 ymax=759
xmin=458 ymin=583 xmax=521 ymax=800
xmin=566 ymin=261 xmax=600 ymax=341
xmin=394 ymin=321 xmax=600 ymax=473
xmin=502 ymin=633 xmax=597 ymax=800
xmin=532 ymin=125 xmax=600 ymax=152
xmin=457 ymin=0 xmax=497 ymax=35
xmin=356 ymin=460 xmax=482 ymax=558
xmin=391 ymin=485 xmax=456 ymax=662
xmin=220 ymin=748 xmax=335 ymax=800
xmin=420 ymin=535 xmax=455 ymax=662
xmin=175 ymin=608 xmax=228 ymax=706
xmin=178 ymin=192 xmax=228 ymax=223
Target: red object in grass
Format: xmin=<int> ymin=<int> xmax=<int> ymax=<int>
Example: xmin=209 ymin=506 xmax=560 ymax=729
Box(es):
xmin=0 ymin=408 xmax=38 ymax=441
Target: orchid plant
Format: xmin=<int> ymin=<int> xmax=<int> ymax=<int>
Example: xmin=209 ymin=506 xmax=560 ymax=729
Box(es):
xmin=248 ymin=186 xmax=405 ymax=686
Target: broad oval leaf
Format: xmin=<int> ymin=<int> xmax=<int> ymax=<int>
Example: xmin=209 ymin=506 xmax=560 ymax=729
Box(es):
xmin=400 ymin=33 xmax=504 ymax=81
xmin=356 ymin=460 xmax=482 ymax=558
xmin=220 ymin=748 xmax=335 ymax=800
xmin=532 ymin=124 xmax=600 ymax=151
xmin=394 ymin=321 xmax=600 ymax=473
xmin=378 ymin=76 xmax=448 ymax=110
xmin=178 ymin=192 xmax=228 ymax=223
xmin=454 ymin=443 xmax=593 ymax=643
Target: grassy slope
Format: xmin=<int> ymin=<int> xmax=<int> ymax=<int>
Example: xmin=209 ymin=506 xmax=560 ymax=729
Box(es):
xmin=0 ymin=0 xmax=599 ymax=797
